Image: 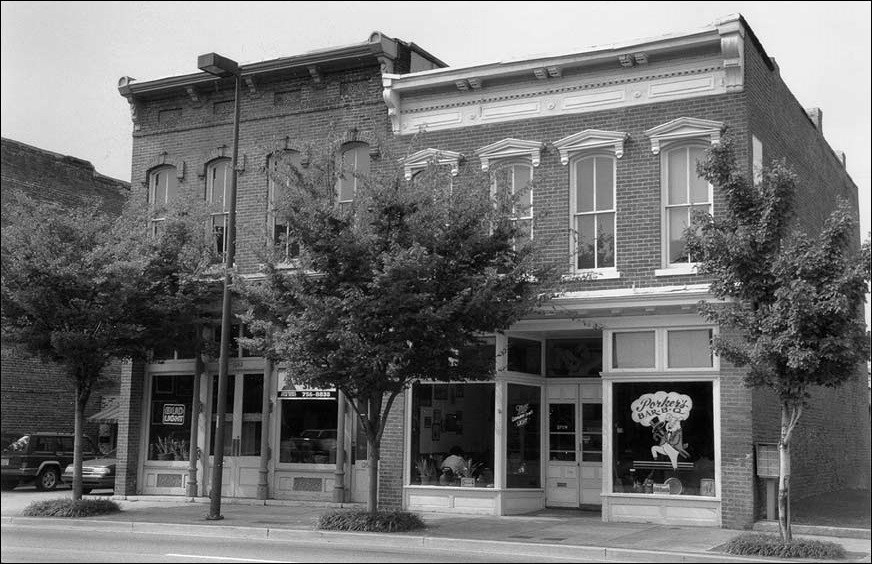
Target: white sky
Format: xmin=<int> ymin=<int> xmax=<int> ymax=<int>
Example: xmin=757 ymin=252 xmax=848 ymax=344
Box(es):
xmin=2 ymin=1 xmax=870 ymax=326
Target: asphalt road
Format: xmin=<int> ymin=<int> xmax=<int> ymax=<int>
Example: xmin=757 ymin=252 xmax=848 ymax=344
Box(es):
xmin=0 ymin=525 xmax=606 ymax=563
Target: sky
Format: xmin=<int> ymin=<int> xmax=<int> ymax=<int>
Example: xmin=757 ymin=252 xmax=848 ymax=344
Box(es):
xmin=2 ymin=2 xmax=870 ymax=324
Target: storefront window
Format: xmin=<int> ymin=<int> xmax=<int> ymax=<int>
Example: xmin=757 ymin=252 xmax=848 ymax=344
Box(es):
xmin=278 ymin=396 xmax=338 ymax=464
xmin=409 ymin=383 xmax=495 ymax=487
xmin=546 ymin=337 xmax=602 ymax=377
xmin=507 ymin=383 xmax=541 ymax=488
xmin=507 ymin=338 xmax=541 ymax=374
xmin=147 ymin=375 xmax=194 ymax=461
xmin=612 ymin=381 xmax=715 ymax=496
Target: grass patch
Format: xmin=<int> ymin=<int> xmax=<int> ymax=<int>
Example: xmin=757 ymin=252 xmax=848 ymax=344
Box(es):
xmin=317 ymin=509 xmax=426 ymax=533
xmin=22 ymin=498 xmax=121 ymax=518
xmin=723 ymin=533 xmax=846 ymax=560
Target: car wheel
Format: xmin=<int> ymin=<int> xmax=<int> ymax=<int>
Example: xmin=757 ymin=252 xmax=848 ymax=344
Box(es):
xmin=36 ymin=467 xmax=60 ymax=491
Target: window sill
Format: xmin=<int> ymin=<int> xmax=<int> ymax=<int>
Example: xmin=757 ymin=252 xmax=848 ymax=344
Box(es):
xmin=654 ymin=265 xmax=698 ymax=277
xmin=563 ymin=269 xmax=620 ymax=281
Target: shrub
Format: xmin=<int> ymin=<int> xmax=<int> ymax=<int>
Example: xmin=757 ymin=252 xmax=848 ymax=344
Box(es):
xmin=317 ymin=509 xmax=426 ymax=533
xmin=723 ymin=533 xmax=846 ymax=559
xmin=22 ymin=498 xmax=121 ymax=518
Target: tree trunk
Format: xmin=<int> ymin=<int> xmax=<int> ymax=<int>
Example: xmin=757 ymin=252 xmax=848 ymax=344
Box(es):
xmin=72 ymin=384 xmax=88 ymax=501
xmin=778 ymin=400 xmax=802 ymax=543
xmin=366 ymin=436 xmax=380 ymax=515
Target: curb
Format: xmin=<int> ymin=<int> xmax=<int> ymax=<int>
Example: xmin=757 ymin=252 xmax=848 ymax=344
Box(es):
xmin=753 ymin=520 xmax=871 ymax=540
xmin=3 ymin=515 xmax=844 ymax=563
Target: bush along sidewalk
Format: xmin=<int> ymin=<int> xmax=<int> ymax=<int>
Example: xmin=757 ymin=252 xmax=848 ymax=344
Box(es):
xmin=317 ymin=509 xmax=426 ymax=533
xmin=22 ymin=498 xmax=121 ymax=518
xmin=723 ymin=533 xmax=846 ymax=559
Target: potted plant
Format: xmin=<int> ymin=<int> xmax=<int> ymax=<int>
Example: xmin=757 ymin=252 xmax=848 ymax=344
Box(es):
xmin=416 ymin=456 xmax=437 ymax=485
xmin=172 ymin=438 xmax=189 ymax=461
xmin=459 ymin=458 xmax=484 ymax=487
xmin=154 ymin=436 xmax=174 ymax=461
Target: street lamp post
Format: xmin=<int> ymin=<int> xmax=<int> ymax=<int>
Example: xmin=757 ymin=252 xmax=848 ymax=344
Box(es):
xmin=198 ymin=52 xmax=241 ymax=521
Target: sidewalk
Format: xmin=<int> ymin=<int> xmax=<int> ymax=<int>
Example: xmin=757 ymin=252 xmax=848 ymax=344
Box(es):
xmin=2 ymin=495 xmax=870 ymax=563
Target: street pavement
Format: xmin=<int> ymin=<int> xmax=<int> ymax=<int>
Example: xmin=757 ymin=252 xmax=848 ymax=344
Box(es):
xmin=1 ymin=487 xmax=870 ymax=563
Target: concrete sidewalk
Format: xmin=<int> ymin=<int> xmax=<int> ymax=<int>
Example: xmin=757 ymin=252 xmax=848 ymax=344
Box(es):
xmin=2 ymin=496 xmax=870 ymax=563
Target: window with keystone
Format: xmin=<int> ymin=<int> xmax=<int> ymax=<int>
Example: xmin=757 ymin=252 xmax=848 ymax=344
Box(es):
xmin=148 ymin=165 xmax=178 ymax=237
xmin=268 ymin=151 xmax=302 ymax=262
xmin=205 ymin=159 xmax=232 ymax=260
xmin=337 ymin=142 xmax=370 ymax=208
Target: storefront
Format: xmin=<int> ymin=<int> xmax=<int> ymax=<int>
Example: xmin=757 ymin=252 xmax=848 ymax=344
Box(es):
xmin=403 ymin=310 xmax=722 ymax=527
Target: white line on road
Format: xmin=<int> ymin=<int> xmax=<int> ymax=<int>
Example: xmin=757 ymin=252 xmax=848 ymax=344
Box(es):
xmin=165 ymin=554 xmax=292 ymax=563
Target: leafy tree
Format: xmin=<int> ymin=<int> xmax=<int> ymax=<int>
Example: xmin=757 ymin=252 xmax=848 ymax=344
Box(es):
xmin=684 ymin=140 xmax=871 ymax=541
xmin=1 ymin=193 xmax=216 ymax=499
xmin=238 ymin=145 xmax=561 ymax=514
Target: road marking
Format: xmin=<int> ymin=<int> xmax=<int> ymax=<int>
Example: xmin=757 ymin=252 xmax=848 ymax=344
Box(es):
xmin=165 ymin=554 xmax=291 ymax=563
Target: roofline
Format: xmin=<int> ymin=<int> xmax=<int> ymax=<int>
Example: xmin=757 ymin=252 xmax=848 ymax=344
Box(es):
xmin=118 ymin=31 xmax=446 ymax=98
xmin=383 ymin=14 xmax=743 ymax=92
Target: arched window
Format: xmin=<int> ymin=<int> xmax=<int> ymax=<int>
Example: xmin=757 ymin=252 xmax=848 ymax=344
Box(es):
xmin=205 ymin=159 xmax=232 ymax=259
xmin=268 ymin=151 xmax=302 ymax=263
xmin=492 ymin=162 xmax=533 ymax=247
xmin=571 ymin=154 xmax=615 ymax=271
xmin=336 ymin=142 xmax=370 ymax=206
xmin=147 ymin=165 xmax=178 ymax=236
xmin=662 ymin=144 xmax=711 ymax=266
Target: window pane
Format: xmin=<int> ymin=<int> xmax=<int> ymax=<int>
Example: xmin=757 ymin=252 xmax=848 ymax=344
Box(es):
xmin=668 ymin=329 xmax=713 ymax=368
xmin=689 ymin=147 xmax=709 ymax=204
xmin=209 ymin=161 xmax=229 ymax=208
xmin=507 ymin=384 xmax=541 ymax=488
xmin=576 ymin=158 xmax=594 ymax=212
xmin=152 ymin=170 xmax=167 ymax=205
xmin=212 ymin=214 xmax=227 ymax=257
xmin=513 ymin=165 xmax=532 ymax=216
xmin=667 ymin=149 xmax=687 ymax=205
xmin=597 ymin=212 xmax=615 ymax=268
xmin=546 ymin=337 xmax=602 ymax=377
xmin=576 ymin=215 xmax=595 ymax=270
xmin=148 ymin=375 xmax=194 ymax=461
xmin=594 ymin=157 xmax=613 ymax=211
xmin=279 ymin=398 xmax=338 ymax=464
xmin=668 ymin=207 xmax=689 ymax=264
xmin=612 ymin=331 xmax=655 ymax=369
xmin=581 ymin=403 xmax=602 ymax=462
xmin=409 ymin=383 xmax=495 ymax=487
xmin=549 ymin=403 xmax=576 ymax=462
xmin=612 ymin=382 xmax=715 ymax=496
xmin=507 ymin=337 xmax=541 ymax=375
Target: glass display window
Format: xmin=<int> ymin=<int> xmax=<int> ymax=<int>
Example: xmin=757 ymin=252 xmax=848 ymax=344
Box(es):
xmin=506 ymin=383 xmax=541 ymax=488
xmin=612 ymin=381 xmax=715 ymax=496
xmin=147 ymin=374 xmax=194 ymax=461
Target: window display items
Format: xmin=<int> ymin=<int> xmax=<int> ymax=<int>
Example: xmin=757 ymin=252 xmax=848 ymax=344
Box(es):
xmin=631 ymin=391 xmax=692 ymax=470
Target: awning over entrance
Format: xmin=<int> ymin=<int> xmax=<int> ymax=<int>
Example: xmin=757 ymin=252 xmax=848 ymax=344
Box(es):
xmin=88 ymin=403 xmax=121 ymax=423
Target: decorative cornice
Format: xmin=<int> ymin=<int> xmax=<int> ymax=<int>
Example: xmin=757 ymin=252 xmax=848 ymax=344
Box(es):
xmin=716 ymin=18 xmax=745 ymax=91
xmin=382 ymin=76 xmax=401 ymax=133
xmin=401 ymin=148 xmax=462 ymax=180
xmin=475 ymin=138 xmax=544 ymax=171
xmin=553 ymin=129 xmax=629 ymax=163
xmin=644 ymin=117 xmax=724 ymax=154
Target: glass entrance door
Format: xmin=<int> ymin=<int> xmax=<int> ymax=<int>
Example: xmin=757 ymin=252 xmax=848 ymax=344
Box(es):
xmin=546 ymin=383 xmax=603 ymax=507
xmin=208 ymin=373 xmax=264 ymax=498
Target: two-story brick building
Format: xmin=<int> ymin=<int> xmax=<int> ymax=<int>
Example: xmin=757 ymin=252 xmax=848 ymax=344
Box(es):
xmin=114 ymin=16 xmax=869 ymax=528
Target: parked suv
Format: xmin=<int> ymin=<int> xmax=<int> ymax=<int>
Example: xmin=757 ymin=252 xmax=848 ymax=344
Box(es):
xmin=1 ymin=433 xmax=97 ymax=491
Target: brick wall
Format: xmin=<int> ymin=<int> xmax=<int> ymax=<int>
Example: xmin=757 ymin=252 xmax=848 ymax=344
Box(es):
xmin=743 ymin=31 xmax=871 ymax=509
xmin=115 ymin=361 xmax=146 ymax=496
xmin=378 ymin=392 xmax=406 ymax=509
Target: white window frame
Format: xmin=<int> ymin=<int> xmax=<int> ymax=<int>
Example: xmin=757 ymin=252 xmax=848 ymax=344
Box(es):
xmin=267 ymin=151 xmax=301 ymax=266
xmin=569 ymin=153 xmax=617 ymax=277
xmin=604 ymin=326 xmax=719 ymax=374
xmin=148 ymin=165 xmax=178 ymax=237
xmin=490 ymin=160 xmax=534 ymax=248
xmin=643 ymin=117 xmax=723 ymax=277
xmin=337 ymin=142 xmax=370 ymax=206
xmin=657 ymin=143 xmax=712 ymax=274
xmin=206 ymin=159 xmax=232 ymax=259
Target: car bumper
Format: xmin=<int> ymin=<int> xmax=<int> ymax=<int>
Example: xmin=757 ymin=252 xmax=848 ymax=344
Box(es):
xmin=1 ymin=468 xmax=38 ymax=479
xmin=61 ymin=474 xmax=114 ymax=488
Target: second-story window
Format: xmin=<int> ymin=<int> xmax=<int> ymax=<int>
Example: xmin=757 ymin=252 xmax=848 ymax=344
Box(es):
xmin=572 ymin=155 xmax=615 ymax=271
xmin=336 ymin=142 xmax=370 ymax=208
xmin=148 ymin=165 xmax=178 ymax=236
xmin=663 ymin=145 xmax=711 ymax=265
xmin=206 ymin=159 xmax=232 ymax=260
xmin=493 ymin=163 xmax=533 ymax=248
xmin=268 ymin=151 xmax=302 ymax=263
